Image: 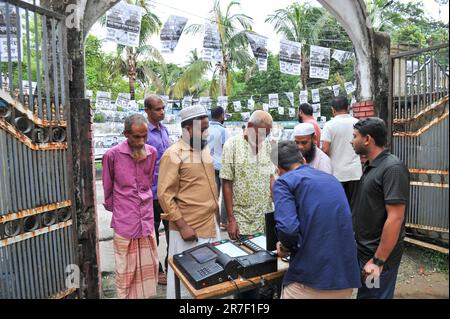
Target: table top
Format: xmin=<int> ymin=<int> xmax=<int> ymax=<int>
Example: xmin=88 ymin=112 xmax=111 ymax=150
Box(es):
xmin=168 ymin=255 xmax=289 ymax=299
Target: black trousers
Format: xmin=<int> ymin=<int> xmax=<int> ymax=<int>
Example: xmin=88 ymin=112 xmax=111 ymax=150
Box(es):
xmin=341 ymin=180 xmax=360 ymax=209
xmin=153 ymin=199 xmax=170 ymax=272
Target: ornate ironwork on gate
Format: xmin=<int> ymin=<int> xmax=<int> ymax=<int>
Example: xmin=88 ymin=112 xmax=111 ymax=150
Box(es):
xmin=0 ymin=0 xmax=77 ymax=298
xmin=389 ymin=43 xmax=449 ymax=235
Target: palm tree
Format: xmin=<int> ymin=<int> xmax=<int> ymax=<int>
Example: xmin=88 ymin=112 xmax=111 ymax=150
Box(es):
xmin=108 ymin=0 xmax=162 ymax=99
xmin=265 ymin=3 xmax=327 ymax=89
xmin=140 ymin=50 xmax=211 ymax=99
xmin=185 ymin=0 xmax=254 ymax=96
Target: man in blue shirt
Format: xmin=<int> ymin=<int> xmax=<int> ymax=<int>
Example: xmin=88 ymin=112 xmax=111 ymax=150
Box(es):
xmin=207 ymin=106 xmax=229 ymax=230
xmin=271 ymin=141 xmax=361 ymax=299
xmin=144 ymin=94 xmax=171 ymax=285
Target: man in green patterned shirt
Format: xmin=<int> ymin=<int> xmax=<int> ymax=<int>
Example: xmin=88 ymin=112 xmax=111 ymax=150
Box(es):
xmin=220 ymin=110 xmax=275 ymax=239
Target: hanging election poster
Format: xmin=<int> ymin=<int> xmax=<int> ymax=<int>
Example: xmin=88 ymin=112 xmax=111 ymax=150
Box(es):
xmin=96 ymin=91 xmax=112 ymax=110
xmin=0 ymin=3 xmax=22 ymax=62
xmin=332 ymin=85 xmax=340 ymax=97
xmin=115 ymin=93 xmax=131 ymax=110
xmin=160 ymin=15 xmax=188 ymax=53
xmin=199 ymin=96 xmax=212 ymax=109
xmin=284 ymin=92 xmax=295 ymax=107
xmin=312 ymin=103 xmax=321 ymax=118
xmin=182 ymin=95 xmax=192 ymax=108
xmin=299 ymin=90 xmax=308 ymax=104
xmin=268 ymin=93 xmax=279 ymax=109
xmin=127 ymin=100 xmax=139 ymax=112
xmin=345 ymin=81 xmax=356 ymax=94
xmin=277 ymin=107 xmax=285 ymax=115
xmin=21 ymin=81 xmax=37 ymax=96
xmin=289 ymin=107 xmax=296 ymax=118
xmin=217 ymin=96 xmax=228 ymax=111
xmin=331 ymin=49 xmax=353 ymax=64
xmin=246 ymin=32 xmax=268 ymax=71
xmin=241 ymin=112 xmax=250 ymax=122
xmin=106 ymin=1 xmax=144 ymax=47
xmin=247 ymin=98 xmax=255 ymax=111
xmin=233 ymin=101 xmax=242 ymax=112
xmin=309 ymin=45 xmax=330 ymax=80
xmin=202 ymin=23 xmax=222 ymax=63
xmin=311 ymin=88 xmax=320 ymax=103
xmin=279 ymin=39 xmax=301 ymax=76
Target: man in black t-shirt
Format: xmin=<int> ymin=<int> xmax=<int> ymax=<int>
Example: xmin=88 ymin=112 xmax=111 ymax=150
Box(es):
xmin=351 ymin=117 xmax=410 ymax=299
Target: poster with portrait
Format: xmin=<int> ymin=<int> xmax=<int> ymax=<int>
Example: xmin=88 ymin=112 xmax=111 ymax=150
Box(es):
xmin=202 ymin=23 xmax=222 ymax=63
xmin=241 ymin=112 xmax=250 ymax=122
xmin=233 ymin=100 xmax=242 ymax=112
xmin=246 ymin=32 xmax=268 ymax=71
xmin=199 ymin=96 xmax=212 ymax=109
xmin=277 ymin=107 xmax=285 ymax=115
xmin=115 ymin=93 xmax=131 ymax=110
xmin=332 ymin=85 xmax=340 ymax=97
xmin=268 ymin=93 xmax=279 ymax=109
xmin=160 ymin=15 xmax=188 ymax=53
xmin=309 ymin=45 xmax=330 ymax=80
xmin=299 ymin=90 xmax=308 ymax=104
xmin=96 ymin=91 xmax=112 ymax=110
xmin=311 ymin=88 xmax=320 ymax=103
xmin=289 ymin=107 xmax=296 ymax=117
xmin=279 ymin=39 xmax=301 ymax=75
xmin=106 ymin=1 xmax=144 ymax=47
xmin=182 ymin=95 xmax=192 ymax=108
xmin=312 ymin=103 xmax=321 ymax=118
xmin=217 ymin=96 xmax=228 ymax=111
xmin=247 ymin=98 xmax=255 ymax=111
xmin=0 ymin=3 xmax=22 ymax=62
xmin=345 ymin=81 xmax=356 ymax=94
xmin=331 ymin=49 xmax=353 ymax=64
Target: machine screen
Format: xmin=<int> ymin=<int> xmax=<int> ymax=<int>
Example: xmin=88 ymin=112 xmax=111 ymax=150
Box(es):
xmin=190 ymin=246 xmax=217 ymax=264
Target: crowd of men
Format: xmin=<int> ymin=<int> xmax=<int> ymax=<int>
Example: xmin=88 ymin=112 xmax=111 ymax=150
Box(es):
xmin=102 ymin=94 xmax=410 ymax=299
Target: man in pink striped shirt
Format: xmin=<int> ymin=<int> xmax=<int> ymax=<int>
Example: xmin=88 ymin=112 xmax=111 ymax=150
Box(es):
xmin=102 ymin=114 xmax=159 ymax=299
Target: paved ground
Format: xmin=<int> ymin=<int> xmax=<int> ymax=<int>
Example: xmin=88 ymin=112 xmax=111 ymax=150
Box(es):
xmin=96 ymin=180 xmax=448 ymax=299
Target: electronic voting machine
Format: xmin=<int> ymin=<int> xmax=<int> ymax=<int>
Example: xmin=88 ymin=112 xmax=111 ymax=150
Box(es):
xmin=173 ymin=235 xmax=278 ymax=290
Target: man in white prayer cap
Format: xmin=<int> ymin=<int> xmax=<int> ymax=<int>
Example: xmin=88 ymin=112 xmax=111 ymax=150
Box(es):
xmin=158 ymin=104 xmax=221 ymax=298
xmin=293 ymin=123 xmax=332 ymax=174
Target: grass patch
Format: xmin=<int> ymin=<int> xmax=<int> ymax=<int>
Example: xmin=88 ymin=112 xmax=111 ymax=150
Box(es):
xmin=95 ymin=161 xmax=102 ymax=170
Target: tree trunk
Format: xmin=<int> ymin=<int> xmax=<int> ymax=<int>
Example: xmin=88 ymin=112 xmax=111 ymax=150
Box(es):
xmin=127 ymin=48 xmax=136 ymax=100
xmin=219 ymin=66 xmax=227 ymax=96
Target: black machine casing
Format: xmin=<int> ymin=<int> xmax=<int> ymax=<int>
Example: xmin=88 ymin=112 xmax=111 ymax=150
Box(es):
xmin=236 ymin=250 xmax=278 ymax=278
xmin=173 ymin=243 xmax=240 ymax=290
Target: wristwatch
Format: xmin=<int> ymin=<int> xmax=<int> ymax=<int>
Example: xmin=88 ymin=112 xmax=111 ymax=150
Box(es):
xmin=373 ymin=256 xmax=385 ymax=267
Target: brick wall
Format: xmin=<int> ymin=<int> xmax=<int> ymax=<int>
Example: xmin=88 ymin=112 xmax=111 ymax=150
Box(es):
xmin=352 ymin=100 xmax=376 ymax=119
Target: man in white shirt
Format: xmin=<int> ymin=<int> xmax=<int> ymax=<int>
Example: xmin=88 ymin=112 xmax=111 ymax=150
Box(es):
xmin=293 ymin=123 xmax=332 ymax=174
xmin=321 ymin=97 xmax=362 ymax=205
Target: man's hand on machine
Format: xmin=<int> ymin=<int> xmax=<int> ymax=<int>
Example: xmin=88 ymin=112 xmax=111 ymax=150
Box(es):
xmin=276 ymin=241 xmax=290 ymax=258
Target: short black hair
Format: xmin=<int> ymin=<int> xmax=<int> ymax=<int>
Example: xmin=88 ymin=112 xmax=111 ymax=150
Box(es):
xmin=354 ymin=117 xmax=387 ymax=147
xmin=211 ymin=106 xmax=224 ymax=120
xmin=299 ymin=103 xmax=313 ymax=116
xmin=331 ymin=96 xmax=349 ymax=112
xmin=181 ymin=115 xmax=208 ymax=128
xmin=270 ymin=141 xmax=304 ymax=170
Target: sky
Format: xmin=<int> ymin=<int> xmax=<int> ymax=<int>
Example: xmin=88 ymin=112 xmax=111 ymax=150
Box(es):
xmin=90 ymin=0 xmax=449 ymax=66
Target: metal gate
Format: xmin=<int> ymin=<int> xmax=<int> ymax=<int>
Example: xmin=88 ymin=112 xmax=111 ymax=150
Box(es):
xmin=0 ymin=0 xmax=77 ymax=298
xmin=389 ymin=43 xmax=449 ymax=236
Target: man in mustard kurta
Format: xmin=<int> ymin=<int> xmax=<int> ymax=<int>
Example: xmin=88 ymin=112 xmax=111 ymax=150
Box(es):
xmin=158 ymin=105 xmax=220 ymax=299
